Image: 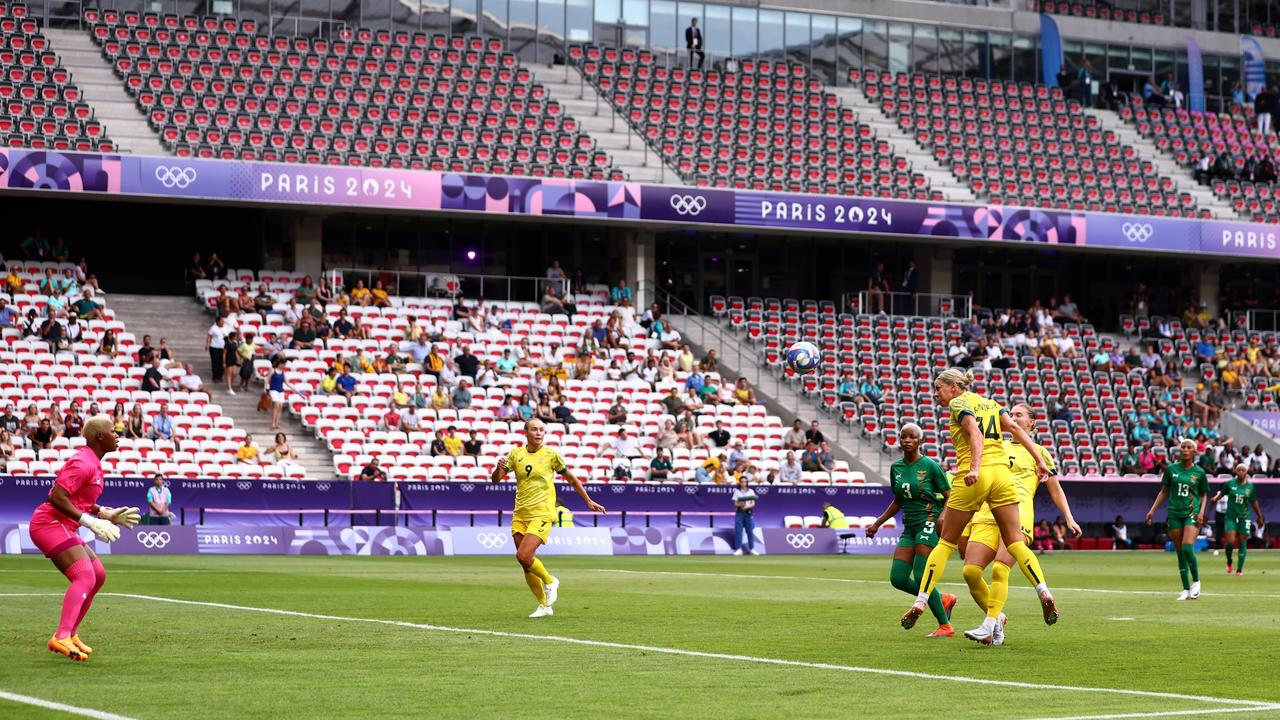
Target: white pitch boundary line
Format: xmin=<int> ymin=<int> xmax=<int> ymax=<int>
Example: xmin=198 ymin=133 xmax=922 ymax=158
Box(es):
xmin=0 ymin=690 xmax=139 ymax=720
xmin=1025 ymin=706 xmax=1280 ymax=720
xmin=100 ymin=592 xmax=1280 ymax=713
xmin=583 ymin=568 xmax=1280 ymax=599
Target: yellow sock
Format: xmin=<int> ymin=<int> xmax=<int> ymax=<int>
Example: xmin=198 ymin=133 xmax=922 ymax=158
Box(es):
xmin=987 ymin=561 xmax=1011 ymax=618
xmin=528 ymin=558 xmax=554 ymax=585
xmin=524 ymin=571 xmax=547 ymax=604
xmin=916 ymin=540 xmax=956 ymax=599
xmin=961 ymin=564 xmax=989 ymax=611
xmin=1006 ymin=541 xmax=1048 ymax=590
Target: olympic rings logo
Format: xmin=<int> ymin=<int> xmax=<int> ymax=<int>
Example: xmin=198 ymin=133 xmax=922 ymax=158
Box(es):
xmin=1121 ymin=222 xmax=1154 ymax=243
xmin=315 ymin=483 xmax=331 ymax=492
xmin=154 ymin=165 xmax=198 ymax=188
xmin=136 ymin=531 xmax=171 ymax=549
xmin=785 ymin=533 xmax=815 ymax=549
xmin=669 ymin=194 xmax=707 ymax=216
xmin=476 ymin=532 xmax=508 ymax=549
xmin=459 ymin=483 xmax=475 ymax=492
xmin=237 ymin=482 xmax=253 ymax=491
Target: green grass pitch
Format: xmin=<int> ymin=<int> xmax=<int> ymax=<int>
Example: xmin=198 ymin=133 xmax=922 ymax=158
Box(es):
xmin=2 ymin=551 xmax=1279 ymax=719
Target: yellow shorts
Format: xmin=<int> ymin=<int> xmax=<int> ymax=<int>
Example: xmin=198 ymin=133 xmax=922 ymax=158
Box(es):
xmin=964 ymin=521 xmax=1001 ymax=552
xmin=511 ymin=514 xmax=554 ymax=543
xmin=947 ymin=464 xmax=1018 ymax=513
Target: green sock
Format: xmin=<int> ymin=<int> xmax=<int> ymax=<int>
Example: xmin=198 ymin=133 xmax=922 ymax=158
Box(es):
xmin=1183 ymin=544 xmax=1199 ymax=582
xmin=1237 ymin=541 xmax=1247 ymax=572
xmin=912 ymin=554 xmax=950 ymax=625
xmin=1176 ymin=545 xmax=1190 ymax=590
xmin=889 ymin=558 xmax=917 ymax=596
xmin=1225 ymin=544 xmax=1234 ymax=568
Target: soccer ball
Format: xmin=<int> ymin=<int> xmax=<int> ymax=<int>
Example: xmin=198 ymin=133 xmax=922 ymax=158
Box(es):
xmin=785 ymin=341 xmax=821 ymax=375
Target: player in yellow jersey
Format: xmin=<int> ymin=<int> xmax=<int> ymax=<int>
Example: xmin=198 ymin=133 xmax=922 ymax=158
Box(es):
xmin=902 ymin=368 xmax=1060 ymax=633
xmin=957 ymin=403 xmax=1080 ymax=645
xmin=490 ymin=418 xmax=606 ymax=618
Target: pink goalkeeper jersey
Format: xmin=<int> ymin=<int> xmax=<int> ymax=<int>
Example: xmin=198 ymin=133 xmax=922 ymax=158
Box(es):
xmin=31 ymin=446 xmax=104 ymax=530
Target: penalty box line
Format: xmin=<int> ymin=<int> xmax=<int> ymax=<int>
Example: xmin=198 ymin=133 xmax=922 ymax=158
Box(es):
xmin=101 ymin=592 xmax=1280 ymax=714
xmin=0 ymin=690 xmax=139 ymax=720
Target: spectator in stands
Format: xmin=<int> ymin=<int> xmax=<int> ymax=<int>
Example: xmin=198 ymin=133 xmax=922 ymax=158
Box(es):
xmin=423 ymin=344 xmax=446 ymax=378
xmin=816 ymin=441 xmax=835 ymax=473
xmin=187 ymin=252 xmax=208 ymax=284
xmin=335 ymin=367 xmax=357 ymax=401
xmin=533 ymin=396 xmax=556 ymax=424
xmin=93 ymin=328 xmax=118 ymax=358
xmin=124 ymin=404 xmax=145 ymax=440
xmin=0 ymin=429 xmax=15 ymax=471
xmin=656 ymin=356 xmax=676 ymax=385
xmin=0 ymin=298 xmax=14 ymax=330
xmin=4 ymin=266 xmax=22 ymax=295
xmin=236 ymin=333 xmax=259 ymax=392
xmin=707 ymin=420 xmax=731 ymax=448
xmin=605 ymin=395 xmax=628 ymax=425
xmin=857 ymin=371 xmax=884 ymax=406
xmin=1193 ymin=153 xmax=1213 ymax=185
xmin=1142 ymin=75 xmax=1167 ymax=109
xmin=1231 ymin=82 xmax=1246 ymax=108
xmin=699 ymin=349 xmax=719 ymax=375
xmin=148 ymin=405 xmax=174 ymax=443
xmin=779 ymin=451 xmax=803 ymax=483
xmin=295 ymin=275 xmax=318 ymax=305
xmin=370 ymin=280 xmax=391 ymax=308
xmin=1051 ymin=517 xmax=1069 ymax=550
xmin=684 ymin=17 xmax=704 ymax=68
xmin=1210 ymin=152 xmax=1235 ymax=183
xmin=442 ymin=427 xmax=463 ymax=457
xmin=40 ymin=317 xmax=67 ymax=351
xmin=606 ymin=428 xmax=645 ymax=461
xmin=449 ymin=379 xmax=472 ymax=410
xmin=673 ymin=414 xmax=702 ymax=450
xmin=1033 ymin=520 xmax=1053 ymax=552
xmin=1138 ymin=443 xmax=1160 ymax=474
xmin=452 ymin=295 xmax=471 ymax=322
xmin=234 ymin=434 xmax=260 ymax=464
xmin=1258 ymin=156 xmax=1278 ymax=184
xmin=1077 ymin=59 xmax=1096 ymax=107
xmin=1111 ymin=515 xmax=1135 ymax=549
xmin=62 ymin=405 xmax=84 ymax=439
xmin=267 ymin=433 xmax=297 ymax=465
xmin=141 ymin=356 xmax=166 ymax=392
xmin=29 ymin=417 xmax=57 ymax=450
xmin=249 ymin=284 xmax=273 ymax=315
xmin=495 ymin=394 xmax=518 ymax=421
xmin=696 ymin=454 xmax=727 ymax=484
xmin=205 ymin=316 xmax=230 ymax=382
xmin=463 ymin=430 xmax=483 ymax=457
xmin=782 ymin=419 xmax=807 ymax=451
xmin=0 ymin=405 xmax=18 ymax=436
xmin=800 ymin=441 xmax=821 ymax=472
xmin=1257 ymin=86 xmax=1275 ymax=134
xmin=653 ymin=419 xmax=679 ymax=450
xmin=727 ymin=440 xmax=747 ymax=473
xmin=359 ymin=458 xmax=386 ymax=482
xmin=423 ymin=430 xmax=446 ymax=456
xmin=1091 ymin=347 xmax=1112 ymax=371
xmin=731 ymin=378 xmax=757 ymax=405
xmin=205 ymin=253 xmax=226 ymax=280
xmin=221 ymin=330 xmax=244 ymax=395
xmin=70 ymin=291 xmax=101 ymax=322
xmin=610 ymin=278 xmax=633 ymax=308
xmin=675 ymin=344 xmax=696 ymax=374
xmin=867 ymin=262 xmax=890 ymax=314
xmin=332 ymin=310 xmax=354 ymax=338
xmin=645 ymin=447 xmax=673 ymax=482
xmin=455 ymin=345 xmax=481 ymax=380
xmin=541 ymin=285 xmax=567 ymax=316
xmin=427 ymin=382 xmax=451 ymax=410
xmin=805 ymin=420 xmax=825 ymax=445
xmin=551 ymin=400 xmax=576 ymax=425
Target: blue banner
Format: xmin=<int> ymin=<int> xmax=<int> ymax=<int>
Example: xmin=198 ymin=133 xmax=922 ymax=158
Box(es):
xmin=1243 ymin=35 xmax=1267 ymax=101
xmin=1187 ymin=37 xmax=1205 ymax=112
xmin=1040 ymin=14 xmax=1064 ymax=88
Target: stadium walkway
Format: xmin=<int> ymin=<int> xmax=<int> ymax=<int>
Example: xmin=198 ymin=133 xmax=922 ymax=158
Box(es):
xmin=108 ymin=293 xmax=334 ymax=479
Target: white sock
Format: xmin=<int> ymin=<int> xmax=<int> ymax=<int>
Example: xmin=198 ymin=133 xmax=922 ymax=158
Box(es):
xmin=982 ymin=615 xmax=996 ymax=632
xmin=915 ymin=592 xmax=929 ymax=604
xmin=1035 ymin=582 xmax=1048 ymax=595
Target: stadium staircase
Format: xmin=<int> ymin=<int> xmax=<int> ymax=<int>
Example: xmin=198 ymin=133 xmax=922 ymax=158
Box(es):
xmin=664 ymin=307 xmax=886 ymax=482
xmin=1088 ymin=106 xmax=1240 ymax=220
xmin=106 ymin=293 xmax=333 ymax=478
xmin=829 ymin=85 xmax=977 ymax=203
xmin=43 ymin=27 xmax=167 ymax=156
xmin=527 ymin=61 xmax=676 ymax=184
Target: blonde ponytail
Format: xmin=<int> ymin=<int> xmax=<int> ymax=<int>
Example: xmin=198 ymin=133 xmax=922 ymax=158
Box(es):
xmin=935 ymin=367 xmax=974 ymax=391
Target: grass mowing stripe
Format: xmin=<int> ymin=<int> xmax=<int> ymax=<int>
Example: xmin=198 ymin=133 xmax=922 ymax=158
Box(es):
xmin=100 ymin=592 xmax=1279 ymax=712
xmin=584 ymin=568 xmax=1280 ymax=598
xmin=0 ymin=690 xmax=139 ymax=720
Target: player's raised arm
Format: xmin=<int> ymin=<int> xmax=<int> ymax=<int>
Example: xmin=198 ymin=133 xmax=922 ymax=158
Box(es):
xmin=490 ymin=451 xmax=511 ymax=483
xmin=960 ymin=414 xmax=984 ymax=485
xmin=1043 ymin=475 xmax=1081 ymax=537
xmin=561 ymin=468 xmax=606 ymax=514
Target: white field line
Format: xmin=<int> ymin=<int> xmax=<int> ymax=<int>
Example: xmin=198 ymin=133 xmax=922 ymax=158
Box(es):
xmin=1024 ymin=707 xmax=1280 ymax=720
xmin=0 ymin=690 xmax=139 ymax=720
xmin=583 ymin=568 xmax=1280 ymax=599
xmin=100 ymin=592 xmax=1280 ymax=713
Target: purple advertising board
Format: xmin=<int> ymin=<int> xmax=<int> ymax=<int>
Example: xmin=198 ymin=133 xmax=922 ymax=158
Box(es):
xmin=3 ymin=148 xmax=1279 ymax=259
xmin=1234 ymin=411 xmax=1280 ymax=437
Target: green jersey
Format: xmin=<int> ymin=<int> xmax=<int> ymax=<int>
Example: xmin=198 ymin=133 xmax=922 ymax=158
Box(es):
xmin=888 ymin=456 xmax=950 ymax=530
xmin=1221 ymin=479 xmax=1257 ymax=520
xmin=1161 ymin=462 xmax=1208 ymax=517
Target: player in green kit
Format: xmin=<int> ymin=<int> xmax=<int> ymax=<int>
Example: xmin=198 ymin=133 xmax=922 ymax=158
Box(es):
xmin=1146 ymin=439 xmax=1209 ymax=600
xmin=866 ymin=423 xmax=958 ymax=638
xmin=1210 ymin=463 xmax=1265 ymax=577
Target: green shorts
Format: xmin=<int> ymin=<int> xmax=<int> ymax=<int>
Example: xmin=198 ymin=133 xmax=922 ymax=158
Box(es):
xmin=1167 ymin=514 xmax=1197 ymax=531
xmin=1224 ymin=516 xmax=1253 ymax=536
xmin=897 ymin=520 xmax=939 ymax=549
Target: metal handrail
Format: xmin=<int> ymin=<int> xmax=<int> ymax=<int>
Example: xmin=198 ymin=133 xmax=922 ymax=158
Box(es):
xmin=846 ymin=291 xmax=973 ymax=319
xmin=329 ymin=267 xmax=571 ymax=306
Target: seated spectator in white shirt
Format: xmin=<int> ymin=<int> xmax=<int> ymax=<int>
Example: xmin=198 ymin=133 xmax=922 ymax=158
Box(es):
xmin=778 ymin=451 xmax=803 ymax=483
xmin=604 ymin=428 xmax=645 ymax=459
xmin=178 ymin=363 xmax=204 ymax=392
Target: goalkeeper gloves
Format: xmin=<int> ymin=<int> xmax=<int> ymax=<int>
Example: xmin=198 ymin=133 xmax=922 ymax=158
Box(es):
xmin=78 ymin=513 xmax=120 ymax=543
xmin=99 ymin=506 xmax=142 ymax=529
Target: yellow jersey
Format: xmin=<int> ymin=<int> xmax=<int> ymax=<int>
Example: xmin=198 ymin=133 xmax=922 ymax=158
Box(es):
xmin=972 ymin=439 xmax=1055 ymax=524
xmin=949 ymin=391 xmax=1009 ymax=471
xmin=508 ymin=445 xmax=567 ymax=518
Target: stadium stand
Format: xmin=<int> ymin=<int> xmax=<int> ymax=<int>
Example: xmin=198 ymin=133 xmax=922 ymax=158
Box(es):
xmin=193 ymin=273 xmax=862 ymax=484
xmin=1119 ymin=99 xmax=1280 ymax=221
xmin=84 ymin=8 xmax=620 ymax=176
xmin=568 ymin=45 xmax=936 ymax=198
xmin=1 ymin=260 xmax=308 ymax=480
xmin=859 ymin=70 xmax=1205 ymax=217
xmin=1030 ymin=0 xmax=1167 ymax=26
xmin=0 ymin=3 xmax=112 ymax=152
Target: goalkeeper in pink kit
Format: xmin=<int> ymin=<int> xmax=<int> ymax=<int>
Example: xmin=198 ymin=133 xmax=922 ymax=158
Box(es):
xmin=27 ymin=415 xmax=139 ymax=661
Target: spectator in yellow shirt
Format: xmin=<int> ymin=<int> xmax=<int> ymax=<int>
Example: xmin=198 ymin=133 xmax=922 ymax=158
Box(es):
xmin=370 ymin=280 xmax=391 ymax=308
xmin=442 ymin=426 xmax=463 ymax=456
xmin=236 ymin=435 xmax=259 ymax=464
xmin=320 ymin=367 xmax=339 ymax=394
xmin=431 ymin=385 xmax=453 ymax=410
xmin=350 ymin=279 xmax=372 ymax=306
xmin=6 ymin=270 xmax=24 ymax=293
